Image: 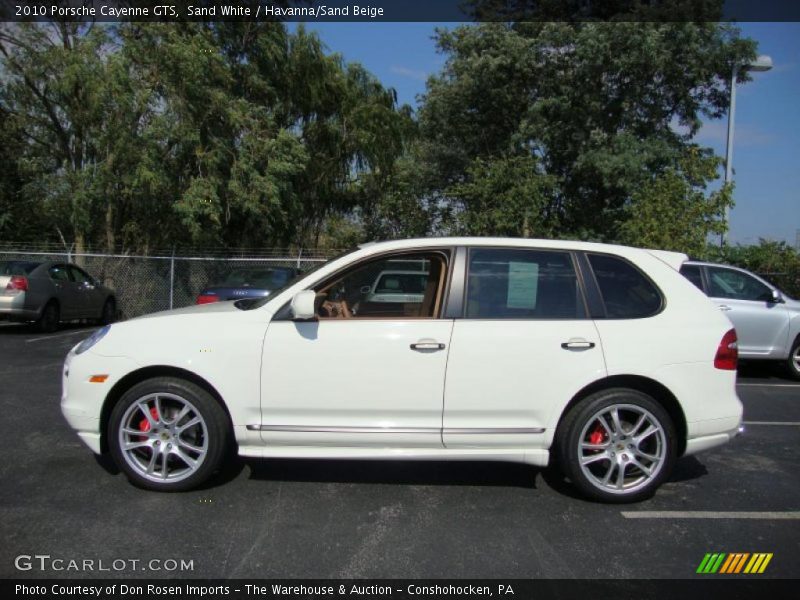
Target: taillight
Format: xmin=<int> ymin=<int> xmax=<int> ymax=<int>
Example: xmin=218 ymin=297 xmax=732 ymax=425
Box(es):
xmin=714 ymin=329 xmax=738 ymax=370
xmin=196 ymin=294 xmax=219 ymax=305
xmin=6 ymin=276 xmax=28 ymax=293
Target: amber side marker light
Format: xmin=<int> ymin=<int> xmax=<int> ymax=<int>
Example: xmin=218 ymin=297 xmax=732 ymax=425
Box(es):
xmin=89 ymin=375 xmax=109 ymax=383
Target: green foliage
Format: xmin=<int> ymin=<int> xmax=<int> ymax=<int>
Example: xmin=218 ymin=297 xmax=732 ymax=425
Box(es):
xmin=0 ymin=22 xmax=409 ymax=252
xmin=617 ymin=149 xmax=732 ymax=256
xmin=416 ymin=21 xmax=755 ymax=241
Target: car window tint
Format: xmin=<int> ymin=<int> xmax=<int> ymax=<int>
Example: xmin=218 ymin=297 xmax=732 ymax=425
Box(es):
xmin=223 ymin=268 xmax=295 ymax=288
xmin=48 ymin=265 xmax=72 ymax=282
xmin=680 ymin=264 xmax=704 ymax=291
xmin=315 ymin=252 xmax=448 ymax=319
xmin=706 ymin=267 xmax=772 ymax=301
xmin=587 ymin=254 xmax=662 ymax=319
xmin=465 ymin=249 xmax=584 ymax=319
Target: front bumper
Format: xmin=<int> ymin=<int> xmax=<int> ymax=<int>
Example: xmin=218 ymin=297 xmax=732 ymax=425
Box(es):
xmin=61 ymin=349 xmax=140 ymax=454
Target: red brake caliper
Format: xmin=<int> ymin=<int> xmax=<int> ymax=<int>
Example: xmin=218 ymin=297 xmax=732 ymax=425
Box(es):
xmin=138 ymin=407 xmax=160 ymax=441
xmin=588 ymin=424 xmax=606 ymax=447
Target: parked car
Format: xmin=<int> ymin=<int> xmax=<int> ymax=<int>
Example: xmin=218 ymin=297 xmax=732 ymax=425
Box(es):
xmin=196 ymin=266 xmax=300 ymax=304
xmin=62 ymin=238 xmax=742 ymax=502
xmin=680 ymin=261 xmax=800 ymax=380
xmin=363 ymin=270 xmax=429 ymax=304
xmin=0 ymin=260 xmax=116 ymax=332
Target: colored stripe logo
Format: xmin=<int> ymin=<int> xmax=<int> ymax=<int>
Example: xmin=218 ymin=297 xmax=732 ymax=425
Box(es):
xmin=697 ymin=553 xmax=773 ymax=574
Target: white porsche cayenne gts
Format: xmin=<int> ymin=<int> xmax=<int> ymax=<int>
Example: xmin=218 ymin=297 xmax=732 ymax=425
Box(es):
xmin=61 ymin=238 xmax=742 ymax=502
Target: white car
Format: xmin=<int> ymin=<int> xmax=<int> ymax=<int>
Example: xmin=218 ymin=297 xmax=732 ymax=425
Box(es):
xmin=62 ymin=238 xmax=742 ymax=502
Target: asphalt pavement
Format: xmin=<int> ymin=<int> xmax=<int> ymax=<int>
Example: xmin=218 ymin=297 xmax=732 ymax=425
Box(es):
xmin=0 ymin=321 xmax=798 ymax=579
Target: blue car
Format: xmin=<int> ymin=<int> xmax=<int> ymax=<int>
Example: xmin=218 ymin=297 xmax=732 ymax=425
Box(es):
xmin=196 ymin=266 xmax=300 ymax=304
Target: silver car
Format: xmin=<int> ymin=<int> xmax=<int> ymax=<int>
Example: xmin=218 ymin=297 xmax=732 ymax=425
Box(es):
xmin=0 ymin=260 xmax=116 ymax=332
xmin=680 ymin=261 xmax=800 ymax=380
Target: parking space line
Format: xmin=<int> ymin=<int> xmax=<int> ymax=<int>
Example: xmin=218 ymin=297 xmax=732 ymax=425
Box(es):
xmin=737 ymin=383 xmax=800 ymax=388
xmin=621 ymin=511 xmax=800 ymax=520
xmin=742 ymin=421 xmax=800 ymax=426
xmin=25 ymin=329 xmax=95 ymax=343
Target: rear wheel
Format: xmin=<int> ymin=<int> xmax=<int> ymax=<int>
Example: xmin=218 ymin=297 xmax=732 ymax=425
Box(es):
xmin=109 ymin=377 xmax=231 ymax=492
xmin=557 ymin=389 xmax=676 ymax=503
xmin=786 ymin=337 xmax=800 ymax=381
xmin=34 ymin=301 xmax=59 ymax=333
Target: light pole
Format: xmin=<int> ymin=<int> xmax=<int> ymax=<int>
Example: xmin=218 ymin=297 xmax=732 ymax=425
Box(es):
xmin=721 ymin=54 xmax=773 ymax=246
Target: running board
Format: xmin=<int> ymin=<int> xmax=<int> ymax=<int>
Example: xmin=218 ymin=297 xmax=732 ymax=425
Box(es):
xmin=246 ymin=424 xmax=546 ymax=434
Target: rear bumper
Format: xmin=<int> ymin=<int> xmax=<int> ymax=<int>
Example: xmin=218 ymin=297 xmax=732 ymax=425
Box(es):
xmin=0 ymin=296 xmax=39 ymax=320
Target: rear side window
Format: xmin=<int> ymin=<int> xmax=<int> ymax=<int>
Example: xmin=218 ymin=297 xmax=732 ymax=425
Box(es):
xmin=680 ymin=264 xmax=705 ymax=292
xmin=465 ymin=248 xmax=585 ymax=319
xmin=588 ymin=254 xmax=663 ymax=319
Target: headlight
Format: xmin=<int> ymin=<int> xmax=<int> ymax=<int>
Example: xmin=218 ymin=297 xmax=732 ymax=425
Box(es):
xmin=75 ymin=325 xmax=111 ymax=355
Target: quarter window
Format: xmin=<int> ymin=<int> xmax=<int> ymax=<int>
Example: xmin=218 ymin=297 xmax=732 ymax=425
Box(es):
xmin=706 ymin=267 xmax=773 ymax=302
xmin=587 ymin=254 xmax=662 ymax=319
xmin=679 ymin=264 xmax=704 ymax=292
xmin=465 ymin=248 xmax=585 ymax=319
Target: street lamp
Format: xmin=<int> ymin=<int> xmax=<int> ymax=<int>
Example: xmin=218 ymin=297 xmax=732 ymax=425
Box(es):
xmin=721 ymin=54 xmax=773 ymax=246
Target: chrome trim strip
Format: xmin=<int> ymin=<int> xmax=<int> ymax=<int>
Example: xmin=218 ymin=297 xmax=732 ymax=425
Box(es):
xmin=445 ymin=427 xmax=546 ymax=434
xmin=247 ymin=425 xmax=545 ymax=434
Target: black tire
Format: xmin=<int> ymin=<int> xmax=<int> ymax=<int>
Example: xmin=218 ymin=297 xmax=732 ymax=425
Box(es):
xmin=108 ymin=377 xmax=231 ymax=492
xmin=556 ymin=388 xmax=677 ymax=503
xmin=786 ymin=337 xmax=800 ymax=381
xmin=100 ymin=297 xmax=117 ymax=325
xmin=34 ymin=301 xmax=59 ymax=333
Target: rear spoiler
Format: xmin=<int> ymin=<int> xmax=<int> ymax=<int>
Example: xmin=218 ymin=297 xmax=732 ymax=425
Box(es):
xmin=645 ymin=249 xmax=689 ymax=271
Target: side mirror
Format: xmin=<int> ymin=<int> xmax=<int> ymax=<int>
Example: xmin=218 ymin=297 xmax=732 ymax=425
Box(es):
xmin=770 ymin=289 xmax=784 ymax=304
xmin=290 ymin=290 xmax=317 ymax=321
xmin=360 ymin=285 xmax=371 ymax=295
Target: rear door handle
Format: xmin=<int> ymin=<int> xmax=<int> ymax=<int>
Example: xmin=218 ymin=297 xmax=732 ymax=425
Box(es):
xmin=719 ymin=305 xmax=732 ymax=311
xmin=410 ymin=341 xmax=446 ymax=351
xmin=561 ymin=339 xmax=596 ymax=350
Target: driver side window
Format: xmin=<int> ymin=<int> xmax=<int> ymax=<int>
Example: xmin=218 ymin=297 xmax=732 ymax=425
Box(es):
xmin=707 ymin=267 xmax=772 ymax=302
xmin=314 ymin=251 xmax=450 ymax=319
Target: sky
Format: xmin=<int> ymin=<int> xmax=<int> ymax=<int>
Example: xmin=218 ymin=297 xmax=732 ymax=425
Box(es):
xmin=295 ymin=21 xmax=800 ymax=248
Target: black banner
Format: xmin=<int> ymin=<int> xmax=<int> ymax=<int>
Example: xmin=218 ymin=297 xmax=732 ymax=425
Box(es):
xmin=4 ymin=579 xmax=800 ymax=600
xmin=2 ymin=0 xmax=800 ymax=23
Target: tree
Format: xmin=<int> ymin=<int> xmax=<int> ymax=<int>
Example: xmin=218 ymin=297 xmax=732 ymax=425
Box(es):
xmin=617 ymin=148 xmax=732 ymax=256
xmin=414 ymin=20 xmax=756 ymax=242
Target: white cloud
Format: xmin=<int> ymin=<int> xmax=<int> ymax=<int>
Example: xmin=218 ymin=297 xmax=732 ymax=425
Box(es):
xmin=390 ymin=65 xmax=429 ymax=81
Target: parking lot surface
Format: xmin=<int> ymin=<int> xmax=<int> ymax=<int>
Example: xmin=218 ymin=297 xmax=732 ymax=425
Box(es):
xmin=1 ymin=321 xmax=798 ymax=579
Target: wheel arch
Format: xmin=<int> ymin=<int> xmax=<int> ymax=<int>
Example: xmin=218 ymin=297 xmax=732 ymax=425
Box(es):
xmin=99 ymin=365 xmax=232 ymax=453
xmin=556 ymin=375 xmax=687 ymax=456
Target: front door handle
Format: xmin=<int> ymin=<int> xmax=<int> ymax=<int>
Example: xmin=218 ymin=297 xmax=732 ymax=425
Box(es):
xmin=410 ymin=341 xmax=446 ymax=351
xmin=561 ymin=339 xmax=596 ymax=350
xmin=719 ymin=305 xmax=732 ymax=311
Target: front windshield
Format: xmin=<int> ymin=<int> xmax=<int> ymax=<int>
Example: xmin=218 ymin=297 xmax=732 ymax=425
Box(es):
xmin=236 ymin=247 xmax=359 ymax=310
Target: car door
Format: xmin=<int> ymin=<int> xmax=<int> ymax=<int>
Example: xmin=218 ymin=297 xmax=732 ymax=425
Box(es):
xmin=47 ymin=264 xmax=79 ymax=320
xmin=704 ymin=265 xmax=790 ymax=357
xmin=68 ymin=266 xmax=104 ymax=319
xmin=443 ymin=247 xmax=606 ymax=449
xmin=258 ymin=249 xmax=454 ymax=448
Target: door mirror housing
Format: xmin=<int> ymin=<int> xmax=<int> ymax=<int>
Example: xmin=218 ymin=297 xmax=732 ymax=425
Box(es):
xmin=769 ymin=289 xmax=784 ymax=304
xmin=290 ymin=290 xmax=318 ymax=320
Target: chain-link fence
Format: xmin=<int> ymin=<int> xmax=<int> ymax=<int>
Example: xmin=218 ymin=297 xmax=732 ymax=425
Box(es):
xmin=0 ymin=249 xmax=340 ymax=319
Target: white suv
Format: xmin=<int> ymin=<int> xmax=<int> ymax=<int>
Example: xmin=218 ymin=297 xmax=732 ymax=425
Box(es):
xmin=62 ymin=238 xmax=742 ymax=502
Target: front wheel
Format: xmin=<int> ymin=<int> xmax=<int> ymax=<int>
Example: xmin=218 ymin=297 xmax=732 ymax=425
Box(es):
xmin=556 ymin=389 xmax=676 ymax=503
xmin=108 ymin=377 xmax=231 ymax=492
